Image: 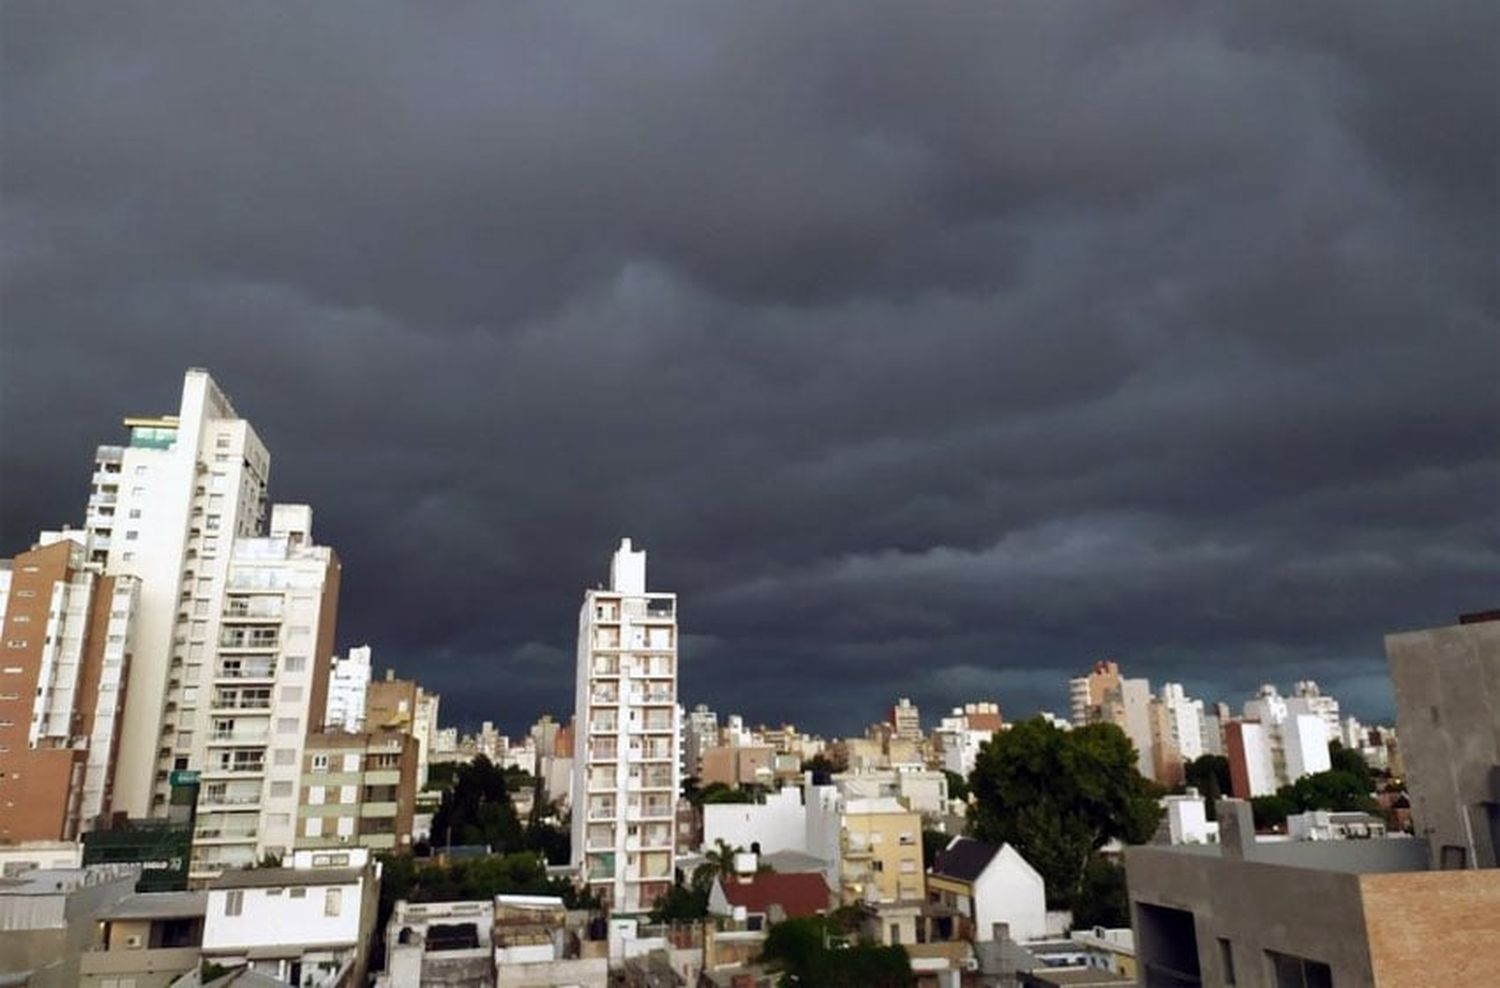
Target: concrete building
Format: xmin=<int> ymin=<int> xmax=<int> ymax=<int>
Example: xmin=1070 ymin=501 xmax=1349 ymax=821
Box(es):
xmin=0 ymin=535 xmax=140 ymax=841
xmin=841 ymin=796 xmax=923 ymax=904
xmin=297 ymin=730 xmax=419 ymax=854
xmin=1071 ymin=661 xmax=1121 ymax=727
xmin=190 ymin=505 xmax=340 ymax=880
xmin=0 ymin=841 xmax=85 ymax=876
xmin=80 ymin=370 xmax=272 ymax=819
xmin=1290 ymin=680 xmax=1341 ymax=743
xmin=699 ymin=743 xmax=773 ymax=788
xmin=1225 ymin=685 xmax=1332 ymax=798
xmin=1071 ymin=661 xmax=1156 ymax=780
xmin=1149 ymin=684 xmax=1204 ymax=789
xmin=889 ymin=697 xmax=922 ymax=742
xmin=1386 ymin=610 xmax=1500 ymax=870
xmin=493 ymin=894 xmax=609 ymax=988
xmin=77 ymin=890 xmax=206 ymax=987
xmin=928 ymin=836 xmax=1047 ymax=943
xmin=365 ymin=671 xmax=439 ymax=789
xmin=1161 ymin=792 xmax=1218 ymax=846
xmin=0 ymin=864 xmax=140 ymax=988
xmin=202 ymin=847 xmax=379 ymax=986
xmin=571 ymin=539 xmax=680 ymax=913
xmin=325 ymin=644 xmax=372 ymax=733
xmin=933 ymin=702 xmax=1004 ymax=777
xmin=833 ymin=767 xmax=950 ymax=815
xmin=1127 ymin=800 xmax=1499 ymax=987
xmin=683 ymin=703 xmax=720 ymax=779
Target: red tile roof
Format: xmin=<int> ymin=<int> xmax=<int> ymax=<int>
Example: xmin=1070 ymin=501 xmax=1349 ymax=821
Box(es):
xmin=719 ymin=872 xmax=831 ymax=918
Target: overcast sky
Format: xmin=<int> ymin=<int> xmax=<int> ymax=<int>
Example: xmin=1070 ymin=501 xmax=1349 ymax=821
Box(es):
xmin=3 ymin=2 xmax=1495 ymax=735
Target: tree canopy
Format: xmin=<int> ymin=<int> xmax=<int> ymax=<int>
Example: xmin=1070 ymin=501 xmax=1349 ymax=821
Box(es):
xmin=1183 ymin=754 xmax=1231 ymax=819
xmin=968 ymin=718 xmax=1162 ymax=908
xmin=760 ymin=916 xmax=913 ymax=987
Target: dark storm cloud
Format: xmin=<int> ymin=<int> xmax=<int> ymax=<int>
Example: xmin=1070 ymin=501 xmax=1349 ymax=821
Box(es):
xmin=3 ymin=1 xmax=1496 ymax=733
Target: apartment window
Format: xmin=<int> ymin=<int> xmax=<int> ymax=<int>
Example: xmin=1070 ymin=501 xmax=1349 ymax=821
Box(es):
xmin=277 ymin=717 xmax=299 ymax=734
xmin=129 ymin=508 xmax=142 ymax=519
xmin=270 ymin=781 xmax=294 ymax=798
xmin=282 ymin=686 xmax=304 ymax=703
xmin=216 ymin=435 xmax=231 ymax=448
xmin=1219 ymin=938 xmax=1236 ymax=985
xmin=124 ymin=531 xmax=139 ymax=541
xmin=324 ymin=888 xmax=342 ymax=916
xmin=342 ymin=753 xmax=360 ymax=772
xmin=309 ymin=785 xmax=326 ymax=804
xmin=336 ymin=816 xmax=355 ymax=837
xmin=340 ymin=785 xmax=357 ymax=804
xmin=1267 ymin=951 xmax=1332 ymax=988
xmin=289 ymin=887 xmax=306 ymax=898
xmin=273 ymin=749 xmax=297 ymax=766
xmin=306 ymin=817 xmax=324 ymax=837
xmin=205 ymin=515 xmax=221 ymax=531
xmin=311 ymin=754 xmax=329 ymax=773
xmin=5 ymin=642 xmax=27 ymax=650
xmin=224 ymin=890 xmax=243 ymax=916
xmin=122 ymin=552 xmax=135 ymax=562
xmin=11 ymin=616 xmax=28 ymax=624
xmin=284 ymin=655 xmax=307 ymax=673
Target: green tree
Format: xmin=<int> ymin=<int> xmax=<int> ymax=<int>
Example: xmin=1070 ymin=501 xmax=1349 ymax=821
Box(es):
xmin=969 ymin=718 xmax=1161 ymax=908
xmin=760 ymin=916 xmax=913 ymax=988
xmin=1327 ymin=743 xmax=1375 ymax=792
xmin=801 ymin=754 xmax=843 ymax=786
xmin=693 ymin=839 xmax=743 ymax=892
xmin=649 ymin=881 xmax=709 ymax=923
xmin=700 ymin=782 xmax=756 ymax=804
xmin=1251 ymin=793 xmax=1296 ymax=830
xmin=430 ymin=755 xmax=524 ymax=851
xmin=921 ymin=829 xmax=952 ymax=870
xmin=1071 ymin=856 xmax=1129 ymax=928
xmin=1183 ymin=754 xmax=1231 ymax=820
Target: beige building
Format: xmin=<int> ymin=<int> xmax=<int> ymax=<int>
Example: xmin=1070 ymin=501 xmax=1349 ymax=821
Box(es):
xmin=297 ymin=730 xmax=419 ymax=854
xmin=78 ymin=890 xmax=205 ymax=987
xmin=699 ymin=744 xmax=774 ymax=788
xmin=0 ymin=536 xmax=139 ymax=842
xmin=840 ymin=797 xmax=923 ymax=905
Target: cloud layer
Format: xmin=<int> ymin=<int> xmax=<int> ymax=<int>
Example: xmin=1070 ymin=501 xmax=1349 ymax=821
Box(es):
xmin=4 ymin=1 xmax=1496 ymax=733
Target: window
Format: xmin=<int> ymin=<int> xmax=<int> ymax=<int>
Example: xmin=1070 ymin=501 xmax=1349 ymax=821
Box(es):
xmin=336 ymin=816 xmax=355 ymax=837
xmin=340 ymin=785 xmax=357 ymax=804
xmin=129 ymin=508 xmax=142 ymax=519
xmin=290 ymin=887 xmax=306 ymax=898
xmin=1219 ymin=938 xmax=1236 ymax=985
xmin=1267 ymin=950 xmax=1332 ymax=988
xmin=277 ymin=717 xmax=299 ymax=734
xmin=224 ymin=890 xmax=243 ymax=916
xmin=342 ymin=753 xmax=361 ymax=773
xmin=311 ymin=754 xmax=329 ymax=773
xmin=284 ymin=655 xmax=307 ymax=673
xmin=309 ymin=785 xmax=326 ymax=805
xmin=324 ymin=888 xmax=342 ymax=916
xmin=273 ymin=749 xmax=297 ymax=766
xmin=306 ymin=816 xmax=324 ymax=837
xmin=271 ymin=780 xmax=294 ymax=798
xmin=124 ymin=530 xmax=139 ymax=541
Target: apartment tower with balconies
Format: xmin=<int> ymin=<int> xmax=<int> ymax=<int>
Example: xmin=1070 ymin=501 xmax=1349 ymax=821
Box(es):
xmin=571 ymin=539 xmax=679 ymax=913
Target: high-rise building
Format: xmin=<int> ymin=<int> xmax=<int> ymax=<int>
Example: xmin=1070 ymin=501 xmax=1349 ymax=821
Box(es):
xmin=81 ymin=369 xmax=271 ymax=818
xmin=889 ymin=697 xmax=922 ymax=742
xmin=1226 ymin=684 xmax=1331 ymax=797
xmin=571 ymin=539 xmax=679 ymax=913
xmin=1291 ymin=680 xmax=1342 ymax=742
xmin=190 ymin=504 xmax=340 ymax=879
xmin=1150 ymin=683 xmax=1206 ymax=786
xmin=295 ymin=729 xmax=418 ymax=855
xmin=326 ymin=644 xmax=373 ymax=733
xmin=365 ymin=670 xmax=438 ymax=788
xmin=683 ymin=702 xmax=719 ymax=779
xmin=0 ymin=534 xmax=140 ymax=840
xmin=1069 ymin=659 xmax=1120 ymax=727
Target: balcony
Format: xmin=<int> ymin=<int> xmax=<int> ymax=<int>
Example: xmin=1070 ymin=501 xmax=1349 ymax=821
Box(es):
xmin=198 ymin=792 xmax=261 ymax=808
xmin=194 ymin=826 xmax=259 ymax=842
xmin=588 ymin=807 xmax=618 ymax=821
xmin=203 ymin=761 xmax=265 ymax=777
xmin=207 ymin=731 xmax=269 ymax=746
xmin=215 ymin=664 xmax=277 ymax=681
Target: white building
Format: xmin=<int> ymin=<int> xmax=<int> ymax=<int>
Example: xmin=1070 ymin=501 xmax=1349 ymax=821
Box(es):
xmin=1162 ymin=792 xmax=1219 ymax=845
xmin=326 ymin=645 xmax=372 ymax=733
xmin=412 ymin=688 xmax=440 ymax=788
xmin=202 ymin=847 xmax=378 ymax=987
xmin=1118 ymin=677 xmax=1156 ymax=781
xmin=684 ymin=703 xmax=719 ymax=778
xmin=927 ymin=837 xmax=1047 ymax=943
xmin=378 ymin=898 xmax=495 ymax=987
xmin=933 ymin=702 xmax=1004 ymax=777
xmin=570 ymin=539 xmax=680 ymax=913
xmin=1291 ymin=680 xmax=1342 ymax=742
xmin=81 ymin=369 xmax=272 ymax=819
xmin=1236 ymin=684 xmax=1332 ymax=795
xmin=191 ymin=505 xmax=340 ymax=879
xmin=1158 ymin=683 xmax=1205 ymax=764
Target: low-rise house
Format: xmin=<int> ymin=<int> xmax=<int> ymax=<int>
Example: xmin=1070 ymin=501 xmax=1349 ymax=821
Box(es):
xmin=0 ymin=840 xmax=84 ymax=877
xmin=707 ymin=859 xmax=833 ymax=930
xmin=927 ymin=836 xmax=1047 ymax=943
xmin=78 ymin=890 xmax=206 ymax=986
xmin=1285 ymin=809 xmax=1387 ymax=842
xmin=832 ymin=768 xmax=949 ymax=815
xmin=378 ymin=898 xmax=495 ymax=987
xmin=201 ymin=848 xmax=379 ymax=986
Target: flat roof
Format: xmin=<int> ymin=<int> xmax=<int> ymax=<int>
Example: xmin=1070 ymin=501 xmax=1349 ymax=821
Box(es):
xmin=211 ymin=867 xmax=363 ymax=890
xmin=99 ymin=891 xmax=207 ymax=921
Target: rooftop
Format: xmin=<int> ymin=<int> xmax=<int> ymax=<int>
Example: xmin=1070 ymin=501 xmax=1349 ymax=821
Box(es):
xmin=210 ymin=866 xmax=364 ymax=890
xmin=932 ymin=837 xmax=1001 ymax=883
xmin=98 ymin=891 xmax=207 ymax=921
xmin=719 ymin=873 xmax=832 ymax=919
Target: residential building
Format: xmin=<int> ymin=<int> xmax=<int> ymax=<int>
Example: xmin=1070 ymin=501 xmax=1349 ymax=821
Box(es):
xmin=571 ymin=538 xmax=680 ymax=913
xmin=325 ymin=644 xmax=372 ymax=733
xmin=190 ymin=505 xmax=340 ymax=880
xmin=889 ymin=697 xmax=922 ymax=742
xmin=927 ymin=836 xmax=1047 ymax=943
xmin=684 ymin=703 xmax=719 ymax=779
xmin=0 ymin=535 xmax=140 ymax=841
xmin=365 ymin=671 xmax=439 ymax=788
xmin=297 ymin=730 xmax=419 ymax=854
xmin=0 ymin=840 xmax=85 ymax=876
xmin=493 ymin=894 xmax=609 ymax=988
xmin=1070 ymin=660 xmax=1121 ymax=727
xmin=1071 ymin=661 xmax=1156 ymax=780
xmin=840 ymin=796 xmax=923 ymax=904
xmin=201 ymin=847 xmax=379 ymax=986
xmin=933 ymin=702 xmax=1003 ymax=777
xmin=77 ymin=889 xmax=206 ymax=987
xmin=80 ymin=369 xmax=272 ymax=819
xmin=1285 ymin=810 xmax=1386 ymax=842
xmin=833 ymin=767 xmax=949 ymax=815
xmin=1386 ymin=609 xmax=1500 ymax=869
xmin=1290 ymin=680 xmax=1341 ymax=742
xmin=1225 ymin=684 xmax=1331 ymax=798
xmin=1161 ymin=793 xmax=1218 ymax=846
xmin=1149 ymin=684 xmax=1204 ymax=788
xmin=707 ymin=856 xmax=834 ymax=929
xmin=699 ymin=743 xmax=773 ymax=788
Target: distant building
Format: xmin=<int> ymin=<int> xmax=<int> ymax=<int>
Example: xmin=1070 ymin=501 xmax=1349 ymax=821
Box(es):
xmin=841 ymin=797 xmax=924 ymax=904
xmin=889 ymin=697 xmax=922 ymax=742
xmin=365 ymin=671 xmax=439 ymax=788
xmin=0 ymin=864 xmax=140 ymax=988
xmin=933 ymin=702 xmax=1004 ymax=776
xmin=1149 ymin=684 xmax=1205 ymax=788
xmin=325 ymin=645 xmax=373 ymax=733
xmin=77 ymin=889 xmax=206 ymax=987
xmin=1070 ymin=661 xmax=1155 ymax=780
xmin=1224 ymin=684 xmax=1332 ymax=798
xmin=684 ymin=703 xmax=720 ymax=779
xmin=377 ymin=898 xmax=495 ymax=987
xmin=699 ymin=744 xmax=774 ymax=788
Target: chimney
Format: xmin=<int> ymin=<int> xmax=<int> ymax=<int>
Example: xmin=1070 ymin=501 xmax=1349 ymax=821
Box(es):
xmin=1218 ymin=799 xmax=1256 ymax=859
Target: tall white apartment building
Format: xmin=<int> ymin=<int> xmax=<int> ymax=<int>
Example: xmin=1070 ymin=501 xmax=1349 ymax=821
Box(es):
xmin=81 ymin=369 xmax=271 ymax=818
xmin=1290 ymin=680 xmax=1342 ymax=741
xmin=191 ymin=504 xmax=340 ymax=880
xmin=326 ymin=644 xmax=373 ymax=732
xmin=683 ymin=703 xmax=719 ymax=778
xmin=571 ymin=539 xmax=679 ymax=914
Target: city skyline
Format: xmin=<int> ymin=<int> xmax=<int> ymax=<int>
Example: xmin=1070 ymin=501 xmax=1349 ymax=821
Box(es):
xmin=4 ymin=4 xmax=1496 ymax=736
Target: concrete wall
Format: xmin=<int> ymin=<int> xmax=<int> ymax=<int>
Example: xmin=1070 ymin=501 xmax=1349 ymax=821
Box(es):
xmin=973 ymin=845 xmax=1046 ymax=942
xmin=1386 ymin=617 xmax=1500 ymax=869
xmin=703 ymin=787 xmax=806 ymax=855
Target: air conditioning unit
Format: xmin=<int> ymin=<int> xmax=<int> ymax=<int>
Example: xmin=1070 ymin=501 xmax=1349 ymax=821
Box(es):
xmin=125 ymin=934 xmax=143 ymax=948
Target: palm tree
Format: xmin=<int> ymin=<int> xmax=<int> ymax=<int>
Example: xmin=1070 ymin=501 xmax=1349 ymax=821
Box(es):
xmin=691 ymin=839 xmax=743 ymax=893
